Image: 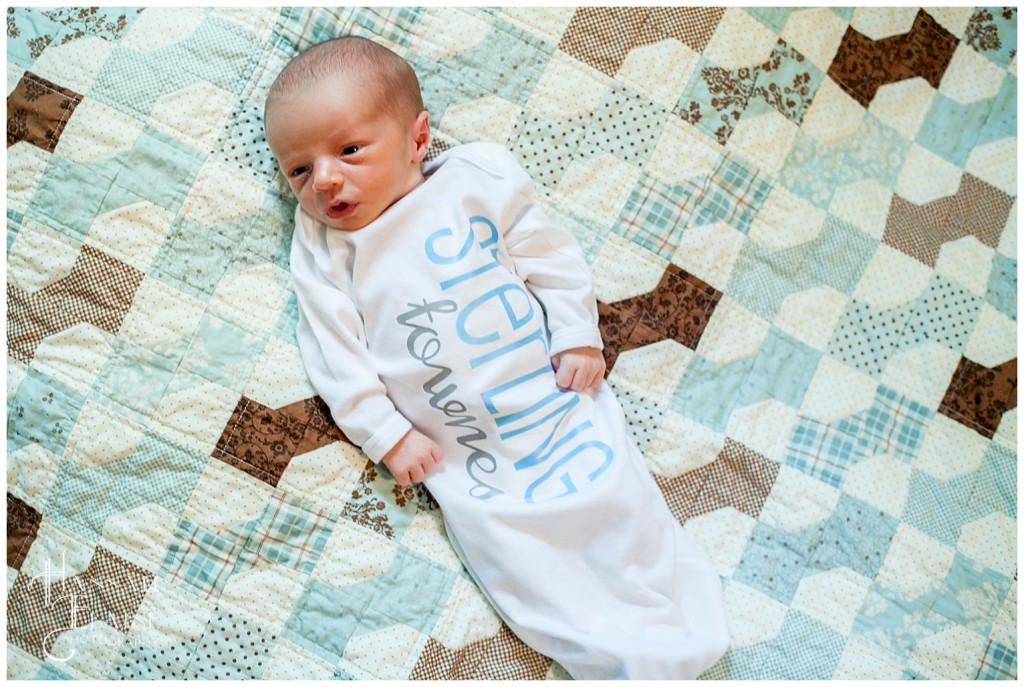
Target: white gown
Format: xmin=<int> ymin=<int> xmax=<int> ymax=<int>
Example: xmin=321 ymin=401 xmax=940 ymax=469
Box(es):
xmin=289 ymin=142 xmax=729 ymax=679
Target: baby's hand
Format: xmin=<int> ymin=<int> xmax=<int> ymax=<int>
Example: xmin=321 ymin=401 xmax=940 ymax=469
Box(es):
xmin=551 ymin=347 xmax=606 ymax=392
xmin=381 ymin=429 xmax=443 ymax=485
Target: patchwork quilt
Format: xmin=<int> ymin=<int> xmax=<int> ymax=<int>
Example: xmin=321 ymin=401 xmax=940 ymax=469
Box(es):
xmin=6 ymin=6 xmax=1017 ymax=680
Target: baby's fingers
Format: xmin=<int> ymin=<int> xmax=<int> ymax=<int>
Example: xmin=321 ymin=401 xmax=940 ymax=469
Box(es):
xmin=555 ymin=363 xmax=578 ymax=391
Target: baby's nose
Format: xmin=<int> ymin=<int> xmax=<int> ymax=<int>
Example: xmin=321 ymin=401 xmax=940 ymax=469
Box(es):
xmin=312 ymin=160 xmax=344 ymax=191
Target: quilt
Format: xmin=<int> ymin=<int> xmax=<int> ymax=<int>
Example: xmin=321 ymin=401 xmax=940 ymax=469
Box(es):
xmin=6 ymin=6 xmax=1017 ymax=680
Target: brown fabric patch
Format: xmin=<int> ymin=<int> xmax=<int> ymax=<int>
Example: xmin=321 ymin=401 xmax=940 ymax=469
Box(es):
xmin=7 ymin=244 xmax=144 ymax=365
xmin=7 ymin=71 xmax=83 ymax=151
xmin=212 ymin=395 xmax=347 ymax=487
xmin=939 ymin=357 xmax=1017 ymax=439
xmin=559 ymin=7 xmax=726 ymax=77
xmin=7 ymin=545 xmax=153 ymax=660
xmin=655 ymin=438 xmax=780 ymax=523
xmin=411 ymin=625 xmax=551 ymax=680
xmin=883 ymin=173 xmax=1015 ymax=267
xmin=7 ymin=493 xmax=43 ymax=571
xmin=827 ymin=9 xmax=958 ymax=107
xmin=599 ymin=263 xmax=722 ymax=371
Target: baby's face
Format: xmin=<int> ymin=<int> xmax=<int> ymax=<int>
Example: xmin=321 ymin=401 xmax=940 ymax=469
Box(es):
xmin=266 ymin=72 xmax=428 ymax=231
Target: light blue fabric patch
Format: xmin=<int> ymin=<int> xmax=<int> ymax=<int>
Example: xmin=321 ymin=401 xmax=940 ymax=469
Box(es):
xmin=760 ymin=611 xmax=847 ymax=679
xmin=935 ymin=553 xmax=1012 ymax=636
xmin=95 ymin=338 xmax=178 ymax=417
xmin=964 ymin=9 xmax=1018 ymax=69
xmin=787 ymin=385 xmax=931 ymax=487
xmin=691 ymin=156 xmax=773 ymax=234
xmin=92 ymin=44 xmax=202 ymax=118
xmin=26 ymin=155 xmax=117 ymax=242
xmin=112 ymin=127 xmax=204 ymax=213
xmin=778 ymin=130 xmax=848 ymax=210
xmin=903 ymin=469 xmax=972 ymax=547
xmin=673 ymin=354 xmax=756 ymax=433
xmin=8 ymin=367 xmax=86 ymax=456
xmin=742 ymin=327 xmax=821 ymax=409
xmin=6 ymin=7 xmax=143 ymax=70
xmin=727 ymin=216 xmax=877 ymax=321
xmin=162 ymin=519 xmax=246 ymax=600
xmin=899 ymin=273 xmax=984 ymax=356
xmin=510 ymin=113 xmax=587 ymax=191
xmin=970 ymin=442 xmax=1017 ymax=519
xmin=828 ymin=300 xmax=917 ymax=378
xmin=578 ymin=84 xmax=666 ymax=169
xmin=976 ymin=641 xmax=1017 ymax=680
xmin=48 ymin=431 xmax=207 ymax=541
xmin=165 ymin=14 xmax=263 ymax=95
xmin=8 ymin=209 xmax=24 ymax=251
xmin=150 ymin=218 xmax=239 ymax=299
xmin=615 ymin=172 xmax=703 ymax=259
xmin=743 ymin=7 xmax=800 ymax=33
xmin=284 ymin=548 xmax=455 ymax=661
xmin=845 ymin=113 xmax=913 ymax=193
xmin=733 ymin=520 xmax=816 ymax=604
xmin=987 ymin=253 xmax=1016 ymax=321
xmin=705 ymin=610 xmax=847 ymax=680
xmin=918 ymin=73 xmax=1013 ymax=168
xmin=177 ymin=313 xmax=267 ymax=392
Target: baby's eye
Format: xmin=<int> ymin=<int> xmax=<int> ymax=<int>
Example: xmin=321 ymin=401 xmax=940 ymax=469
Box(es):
xmin=341 ymin=145 xmax=360 ymax=156
xmin=289 ymin=165 xmax=309 ymax=179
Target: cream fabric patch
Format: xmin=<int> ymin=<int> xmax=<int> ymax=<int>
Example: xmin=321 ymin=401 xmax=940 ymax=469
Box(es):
xmin=774 ymin=286 xmax=848 ymax=352
xmin=87 ymin=201 xmax=173 ymax=273
xmin=671 ymin=221 xmax=746 ymax=292
xmin=149 ymin=81 xmax=237 ymax=149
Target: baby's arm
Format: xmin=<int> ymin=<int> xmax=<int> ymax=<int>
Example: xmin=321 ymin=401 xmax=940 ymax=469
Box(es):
xmin=551 ymin=346 xmax=606 ymax=391
xmin=382 ymin=429 xmax=444 ymax=486
xmin=495 ymin=147 xmax=606 ymax=370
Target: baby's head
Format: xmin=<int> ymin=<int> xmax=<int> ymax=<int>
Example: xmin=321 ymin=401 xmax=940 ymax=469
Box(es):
xmin=265 ymin=36 xmax=430 ymax=231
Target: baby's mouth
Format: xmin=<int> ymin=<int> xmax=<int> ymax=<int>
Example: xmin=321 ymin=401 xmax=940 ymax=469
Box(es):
xmin=326 ymin=200 xmax=355 ymax=220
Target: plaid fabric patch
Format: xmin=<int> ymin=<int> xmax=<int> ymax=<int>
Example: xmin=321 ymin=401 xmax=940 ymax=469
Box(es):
xmin=8 ymin=244 xmax=144 ymax=365
xmin=976 ymin=640 xmax=1017 ymax=680
xmin=559 ymin=7 xmax=724 ymax=77
xmin=787 ymin=386 xmax=931 ymax=487
xmin=691 ymin=156 xmax=772 ymax=234
xmin=244 ymin=491 xmax=337 ymax=575
xmin=271 ymin=6 xmax=423 ymax=55
xmin=411 ymin=626 xmax=552 ymax=680
xmin=857 ymin=386 xmax=930 ymax=461
xmin=616 ymin=172 xmax=702 ymax=259
xmin=161 ymin=520 xmax=244 ymax=600
xmin=787 ymin=417 xmax=855 ymax=487
xmin=7 ymin=546 xmax=153 ymax=660
xmin=657 ymin=438 xmax=780 ymax=522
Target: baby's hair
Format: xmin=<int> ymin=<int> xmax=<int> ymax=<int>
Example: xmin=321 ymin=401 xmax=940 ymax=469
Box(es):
xmin=266 ymin=35 xmax=424 ymax=123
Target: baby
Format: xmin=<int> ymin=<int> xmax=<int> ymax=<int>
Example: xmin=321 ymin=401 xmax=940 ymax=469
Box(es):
xmin=265 ymin=35 xmax=729 ymax=680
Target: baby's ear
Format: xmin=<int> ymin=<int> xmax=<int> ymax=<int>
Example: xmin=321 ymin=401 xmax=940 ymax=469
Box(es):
xmin=411 ymin=110 xmax=430 ymax=161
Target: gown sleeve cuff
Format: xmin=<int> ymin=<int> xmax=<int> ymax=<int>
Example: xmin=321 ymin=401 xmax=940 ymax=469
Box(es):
xmin=361 ymin=412 xmax=413 ymax=464
xmin=549 ymin=325 xmax=605 ymax=358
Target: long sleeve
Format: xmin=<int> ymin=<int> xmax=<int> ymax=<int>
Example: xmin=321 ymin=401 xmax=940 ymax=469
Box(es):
xmin=289 ymin=207 xmax=411 ymax=463
xmin=498 ymin=149 xmax=604 ymax=356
